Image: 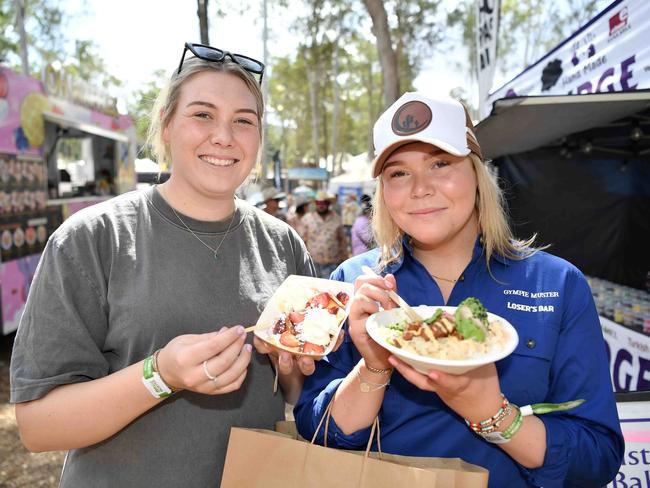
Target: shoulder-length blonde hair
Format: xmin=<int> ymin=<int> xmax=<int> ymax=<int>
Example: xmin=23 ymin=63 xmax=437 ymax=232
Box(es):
xmin=147 ymin=56 xmax=264 ymax=169
xmin=372 ymin=153 xmax=542 ymax=271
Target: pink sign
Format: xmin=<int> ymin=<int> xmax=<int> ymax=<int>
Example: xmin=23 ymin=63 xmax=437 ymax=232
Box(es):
xmin=0 ymin=67 xmax=46 ymax=156
xmin=0 ymin=254 xmax=40 ymax=335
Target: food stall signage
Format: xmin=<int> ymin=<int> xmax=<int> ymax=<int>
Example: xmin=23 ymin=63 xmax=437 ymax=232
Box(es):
xmin=42 ymin=64 xmax=118 ymax=115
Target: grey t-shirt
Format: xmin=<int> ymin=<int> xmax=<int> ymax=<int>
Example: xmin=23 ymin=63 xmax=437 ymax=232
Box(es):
xmin=10 ymin=187 xmax=315 ymax=487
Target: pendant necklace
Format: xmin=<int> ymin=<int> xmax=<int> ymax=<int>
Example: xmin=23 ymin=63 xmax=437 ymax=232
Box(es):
xmin=162 ymin=186 xmax=236 ymax=260
xmin=170 ymin=205 xmax=236 ymax=260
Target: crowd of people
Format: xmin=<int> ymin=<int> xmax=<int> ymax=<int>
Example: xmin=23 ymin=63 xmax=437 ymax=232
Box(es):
xmin=253 ymin=186 xmax=374 ymax=277
xmin=9 ymin=41 xmax=623 ymax=488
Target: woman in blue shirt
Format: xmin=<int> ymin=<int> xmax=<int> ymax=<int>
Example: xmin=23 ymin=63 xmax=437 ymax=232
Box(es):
xmin=294 ymin=92 xmax=623 ymax=487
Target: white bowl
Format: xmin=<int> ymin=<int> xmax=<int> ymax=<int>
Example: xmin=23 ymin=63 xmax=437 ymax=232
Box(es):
xmin=366 ymin=305 xmax=519 ymax=375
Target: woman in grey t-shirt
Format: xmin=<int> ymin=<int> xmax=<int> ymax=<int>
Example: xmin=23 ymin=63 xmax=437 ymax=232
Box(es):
xmin=11 ymin=45 xmax=316 ymax=487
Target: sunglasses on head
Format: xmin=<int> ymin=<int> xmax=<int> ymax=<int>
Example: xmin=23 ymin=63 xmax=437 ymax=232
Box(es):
xmin=177 ymin=42 xmax=265 ymax=84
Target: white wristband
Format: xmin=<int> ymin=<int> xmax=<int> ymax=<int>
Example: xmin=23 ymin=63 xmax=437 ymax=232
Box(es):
xmin=520 ymin=404 xmax=534 ymax=417
xmin=142 ymin=354 xmax=173 ymax=398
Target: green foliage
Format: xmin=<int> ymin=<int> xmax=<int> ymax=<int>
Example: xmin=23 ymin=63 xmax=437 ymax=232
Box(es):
xmin=267 ymin=0 xmax=446 ymax=169
xmin=1 ymin=0 xmax=121 ymax=96
xmin=267 ymin=35 xmax=382 ymax=167
xmin=126 ymin=69 xmax=167 ymax=157
xmin=392 ymin=0 xmax=443 ymax=93
xmin=447 ymin=0 xmax=602 ymax=109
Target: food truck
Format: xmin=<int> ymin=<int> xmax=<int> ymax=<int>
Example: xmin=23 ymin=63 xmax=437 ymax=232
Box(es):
xmin=0 ymin=64 xmax=137 ymax=335
xmin=476 ymin=1 xmax=650 ymax=483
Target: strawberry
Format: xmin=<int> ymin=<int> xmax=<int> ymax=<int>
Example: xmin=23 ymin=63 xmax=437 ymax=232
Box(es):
xmin=308 ymin=292 xmax=330 ymax=308
xmin=302 ymin=342 xmax=325 ymax=355
xmin=279 ymin=331 xmax=301 ymax=348
xmin=287 ymin=311 xmax=305 ymax=324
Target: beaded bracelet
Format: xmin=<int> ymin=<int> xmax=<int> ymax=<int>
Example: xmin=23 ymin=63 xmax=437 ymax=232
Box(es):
xmin=466 ymin=394 xmax=509 ymax=432
xmin=470 ymin=397 xmax=586 ymax=445
xmin=467 ymin=405 xmax=512 ymax=434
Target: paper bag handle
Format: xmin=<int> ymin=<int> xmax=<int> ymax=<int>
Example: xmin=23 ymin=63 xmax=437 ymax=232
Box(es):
xmin=311 ymin=396 xmax=383 ymax=459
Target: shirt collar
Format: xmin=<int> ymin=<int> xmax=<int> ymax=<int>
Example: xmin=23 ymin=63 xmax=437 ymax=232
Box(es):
xmin=384 ymin=234 xmax=509 ymax=275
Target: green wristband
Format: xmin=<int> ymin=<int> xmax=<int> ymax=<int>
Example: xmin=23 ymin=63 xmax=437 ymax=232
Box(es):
xmin=142 ymin=354 xmax=173 ymax=398
xmin=501 ymin=407 xmax=524 ymax=440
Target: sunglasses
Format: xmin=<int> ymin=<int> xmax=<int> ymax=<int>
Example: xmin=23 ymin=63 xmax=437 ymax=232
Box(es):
xmin=177 ymin=42 xmax=265 ymax=84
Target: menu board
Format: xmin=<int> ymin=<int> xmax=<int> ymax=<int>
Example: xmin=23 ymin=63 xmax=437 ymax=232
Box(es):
xmin=0 ymin=153 xmax=50 ymax=262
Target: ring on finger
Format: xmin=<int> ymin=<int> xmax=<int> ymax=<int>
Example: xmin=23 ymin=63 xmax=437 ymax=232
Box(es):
xmin=202 ymin=360 xmax=218 ymax=383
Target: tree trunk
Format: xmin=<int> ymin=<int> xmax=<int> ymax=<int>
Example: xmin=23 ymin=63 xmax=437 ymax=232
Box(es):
xmin=302 ymin=45 xmax=321 ymax=167
xmin=14 ymin=0 xmax=30 ymax=75
xmin=365 ymin=60 xmax=375 ymax=160
xmin=362 ymin=0 xmax=399 ymax=107
xmin=197 ymin=0 xmax=209 ymax=45
xmin=330 ymin=41 xmax=340 ymax=175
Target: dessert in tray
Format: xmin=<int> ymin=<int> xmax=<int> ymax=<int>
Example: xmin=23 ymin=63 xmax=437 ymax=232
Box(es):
xmin=254 ymin=275 xmax=354 ymax=357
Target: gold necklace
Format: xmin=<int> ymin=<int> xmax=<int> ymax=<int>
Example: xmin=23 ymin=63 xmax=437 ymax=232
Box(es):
xmin=160 ymin=186 xmax=236 ymax=260
xmin=410 ymin=241 xmax=460 ymax=283
xmin=429 ymin=272 xmax=458 ymax=283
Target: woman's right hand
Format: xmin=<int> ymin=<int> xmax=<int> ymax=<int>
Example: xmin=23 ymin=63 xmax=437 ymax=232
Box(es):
xmin=156 ymin=326 xmax=252 ymax=395
xmin=348 ymin=273 xmax=397 ymax=370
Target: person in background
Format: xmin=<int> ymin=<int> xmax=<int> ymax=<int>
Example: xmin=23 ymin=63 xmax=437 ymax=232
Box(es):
xmin=286 ymin=195 xmax=312 ymax=240
xmin=295 ymin=92 xmax=623 ymax=487
xmin=260 ymin=186 xmax=287 ymax=221
xmin=341 ymin=193 xmax=360 ymax=242
xmin=351 ymin=193 xmax=373 ymax=255
xmin=10 ymin=43 xmax=317 ymax=487
xmin=302 ymin=190 xmax=349 ymax=278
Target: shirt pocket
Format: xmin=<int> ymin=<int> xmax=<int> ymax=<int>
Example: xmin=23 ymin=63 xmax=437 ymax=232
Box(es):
xmin=498 ymin=319 xmax=560 ymax=406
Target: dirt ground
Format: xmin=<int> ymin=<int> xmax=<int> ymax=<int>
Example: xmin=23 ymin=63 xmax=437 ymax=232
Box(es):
xmin=0 ymin=332 xmax=65 ymax=488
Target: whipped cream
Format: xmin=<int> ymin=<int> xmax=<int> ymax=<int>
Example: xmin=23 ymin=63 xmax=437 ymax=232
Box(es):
xmin=299 ymin=308 xmax=340 ymax=345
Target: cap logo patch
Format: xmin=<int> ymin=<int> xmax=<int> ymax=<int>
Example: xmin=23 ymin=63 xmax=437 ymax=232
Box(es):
xmin=391 ymin=101 xmax=432 ymax=136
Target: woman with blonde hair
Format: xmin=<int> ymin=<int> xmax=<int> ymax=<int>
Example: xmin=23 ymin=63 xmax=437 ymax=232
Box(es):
xmin=295 ymin=92 xmax=623 ymax=487
xmin=11 ymin=43 xmax=315 ymax=487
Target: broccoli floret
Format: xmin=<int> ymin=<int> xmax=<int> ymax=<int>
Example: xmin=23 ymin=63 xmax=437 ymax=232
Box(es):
xmin=459 ymin=297 xmax=488 ymax=325
xmin=454 ymin=297 xmax=489 ymax=342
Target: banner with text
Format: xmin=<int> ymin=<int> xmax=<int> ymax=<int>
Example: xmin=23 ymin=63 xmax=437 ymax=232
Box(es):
xmin=601 ymin=316 xmax=650 ymax=393
xmin=485 ymin=0 xmax=650 ymax=114
xmin=475 ymin=0 xmax=500 ymax=118
xmin=607 ymin=400 xmax=650 ymax=488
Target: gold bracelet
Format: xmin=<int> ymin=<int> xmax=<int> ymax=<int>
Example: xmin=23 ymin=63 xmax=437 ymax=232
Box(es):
xmin=363 ymin=360 xmax=393 ymax=375
xmin=356 ymin=370 xmax=390 ymax=392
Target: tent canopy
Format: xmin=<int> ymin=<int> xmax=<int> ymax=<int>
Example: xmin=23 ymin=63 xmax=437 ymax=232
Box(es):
xmin=476 ymin=90 xmax=650 ymax=160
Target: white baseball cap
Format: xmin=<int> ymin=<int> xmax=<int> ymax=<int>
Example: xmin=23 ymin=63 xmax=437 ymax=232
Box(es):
xmin=371 ymin=92 xmax=483 ymax=177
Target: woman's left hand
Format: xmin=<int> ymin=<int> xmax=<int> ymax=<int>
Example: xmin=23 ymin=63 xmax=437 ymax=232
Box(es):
xmin=388 ymin=356 xmax=504 ymax=422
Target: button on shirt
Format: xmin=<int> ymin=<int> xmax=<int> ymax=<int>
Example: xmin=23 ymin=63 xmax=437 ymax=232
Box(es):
xmin=295 ymin=237 xmax=624 ymax=488
xmin=302 ymin=211 xmax=348 ymax=265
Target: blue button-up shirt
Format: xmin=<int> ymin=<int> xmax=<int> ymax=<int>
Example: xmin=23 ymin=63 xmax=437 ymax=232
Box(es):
xmin=295 ymin=238 xmax=624 ymax=487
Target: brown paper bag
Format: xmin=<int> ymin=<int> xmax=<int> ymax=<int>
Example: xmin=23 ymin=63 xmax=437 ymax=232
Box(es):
xmin=222 ymin=409 xmax=488 ymax=487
